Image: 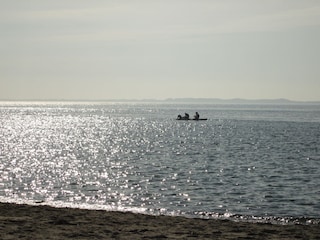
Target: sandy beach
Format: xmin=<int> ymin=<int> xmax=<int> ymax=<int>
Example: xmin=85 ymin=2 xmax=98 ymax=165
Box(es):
xmin=0 ymin=202 xmax=319 ymax=239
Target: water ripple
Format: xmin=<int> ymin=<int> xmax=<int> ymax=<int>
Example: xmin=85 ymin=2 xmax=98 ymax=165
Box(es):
xmin=1 ymin=102 xmax=320 ymax=224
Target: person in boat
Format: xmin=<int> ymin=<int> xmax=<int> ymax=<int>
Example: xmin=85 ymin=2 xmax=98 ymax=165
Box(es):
xmin=194 ymin=112 xmax=200 ymax=120
xmin=184 ymin=113 xmax=190 ymax=120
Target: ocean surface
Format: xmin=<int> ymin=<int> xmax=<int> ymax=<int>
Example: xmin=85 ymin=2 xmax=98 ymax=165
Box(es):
xmin=0 ymin=101 xmax=319 ymax=225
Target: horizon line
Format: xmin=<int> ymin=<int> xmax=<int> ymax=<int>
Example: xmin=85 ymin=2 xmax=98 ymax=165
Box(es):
xmin=1 ymin=97 xmax=320 ymax=104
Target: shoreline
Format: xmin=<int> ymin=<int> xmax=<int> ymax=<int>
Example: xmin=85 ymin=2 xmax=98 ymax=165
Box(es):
xmin=1 ymin=202 xmax=319 ymax=239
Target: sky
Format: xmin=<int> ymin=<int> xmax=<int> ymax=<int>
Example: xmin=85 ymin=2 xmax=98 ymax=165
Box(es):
xmin=1 ymin=0 xmax=320 ymax=101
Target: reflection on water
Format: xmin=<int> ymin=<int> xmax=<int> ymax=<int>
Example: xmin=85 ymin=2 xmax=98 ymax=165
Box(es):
xmin=0 ymin=102 xmax=320 ymax=224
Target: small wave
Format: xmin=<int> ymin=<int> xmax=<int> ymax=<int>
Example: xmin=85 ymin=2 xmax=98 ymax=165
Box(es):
xmin=192 ymin=211 xmax=320 ymax=225
xmin=0 ymin=197 xmax=319 ymax=225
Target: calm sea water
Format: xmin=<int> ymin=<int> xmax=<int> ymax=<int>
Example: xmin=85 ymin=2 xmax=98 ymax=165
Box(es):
xmin=0 ymin=101 xmax=319 ymax=224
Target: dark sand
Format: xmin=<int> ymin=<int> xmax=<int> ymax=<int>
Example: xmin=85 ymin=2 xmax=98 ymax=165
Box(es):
xmin=0 ymin=203 xmax=319 ymax=239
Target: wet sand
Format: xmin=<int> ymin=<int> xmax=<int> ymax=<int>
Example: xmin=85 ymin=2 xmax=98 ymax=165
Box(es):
xmin=0 ymin=202 xmax=319 ymax=239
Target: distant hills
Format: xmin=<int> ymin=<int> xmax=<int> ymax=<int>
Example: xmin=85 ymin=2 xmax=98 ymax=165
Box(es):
xmin=92 ymin=98 xmax=320 ymax=104
xmin=99 ymin=98 xmax=318 ymax=104
xmin=162 ymin=98 xmax=320 ymax=105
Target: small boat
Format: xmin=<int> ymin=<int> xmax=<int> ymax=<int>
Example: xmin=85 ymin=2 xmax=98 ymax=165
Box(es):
xmin=176 ymin=113 xmax=207 ymax=121
xmin=176 ymin=118 xmax=207 ymax=121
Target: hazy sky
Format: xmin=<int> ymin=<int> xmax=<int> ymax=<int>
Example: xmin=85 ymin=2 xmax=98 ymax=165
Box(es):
xmin=1 ymin=0 xmax=320 ymax=101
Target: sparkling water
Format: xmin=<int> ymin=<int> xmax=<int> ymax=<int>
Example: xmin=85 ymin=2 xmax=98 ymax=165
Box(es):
xmin=1 ymin=101 xmax=319 ymax=224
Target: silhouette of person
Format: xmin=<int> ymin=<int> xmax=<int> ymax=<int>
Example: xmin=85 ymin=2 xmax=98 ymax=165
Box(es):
xmin=194 ymin=112 xmax=200 ymax=120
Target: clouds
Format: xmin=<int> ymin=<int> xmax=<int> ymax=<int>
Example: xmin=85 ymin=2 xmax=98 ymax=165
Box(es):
xmin=2 ymin=0 xmax=320 ymax=44
xmin=1 ymin=1 xmax=320 ymax=100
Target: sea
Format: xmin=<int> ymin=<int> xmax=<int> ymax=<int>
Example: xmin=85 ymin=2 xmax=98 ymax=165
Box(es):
xmin=0 ymin=101 xmax=319 ymax=225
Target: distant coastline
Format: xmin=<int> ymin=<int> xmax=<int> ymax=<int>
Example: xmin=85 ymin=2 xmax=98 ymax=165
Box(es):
xmin=1 ymin=98 xmax=320 ymax=105
xmin=162 ymin=98 xmax=320 ymax=105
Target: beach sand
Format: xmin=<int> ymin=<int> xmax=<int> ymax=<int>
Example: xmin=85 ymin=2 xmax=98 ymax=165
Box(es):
xmin=0 ymin=202 xmax=319 ymax=239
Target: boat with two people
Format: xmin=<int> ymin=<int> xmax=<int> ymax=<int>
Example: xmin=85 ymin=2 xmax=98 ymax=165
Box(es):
xmin=176 ymin=112 xmax=207 ymax=121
